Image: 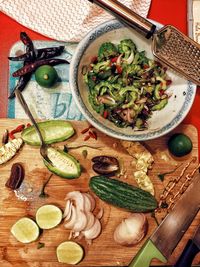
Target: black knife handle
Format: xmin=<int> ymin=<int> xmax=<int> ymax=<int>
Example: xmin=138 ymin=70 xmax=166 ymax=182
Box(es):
xmin=174 ymin=239 xmax=200 ymax=267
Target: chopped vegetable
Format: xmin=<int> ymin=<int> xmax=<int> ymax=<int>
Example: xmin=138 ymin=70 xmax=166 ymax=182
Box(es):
xmin=0 ymin=138 xmax=23 ymax=165
xmin=11 ymin=217 xmax=40 ymax=243
xmin=21 ymin=120 xmax=74 ymax=146
xmin=36 ymin=204 xmax=62 ymax=229
xmin=44 ymin=147 xmax=81 ymax=179
xmin=168 ymin=133 xmax=193 ymax=157
xmin=56 ymin=241 xmax=84 ymax=264
xmin=114 ymin=214 xmax=148 ymax=246
xmin=120 ymin=140 xmax=154 ymax=195
xmin=84 ymin=38 xmax=171 ymax=129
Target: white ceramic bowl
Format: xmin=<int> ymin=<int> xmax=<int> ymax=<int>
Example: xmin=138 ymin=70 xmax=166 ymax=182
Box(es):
xmin=69 ymin=19 xmax=196 ymax=141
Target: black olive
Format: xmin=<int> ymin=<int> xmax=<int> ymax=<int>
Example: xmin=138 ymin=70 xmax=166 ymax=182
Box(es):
xmin=92 ymin=156 xmax=119 ymax=175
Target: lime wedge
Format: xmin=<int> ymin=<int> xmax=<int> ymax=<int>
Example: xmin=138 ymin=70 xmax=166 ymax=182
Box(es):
xmin=36 ymin=204 xmax=62 ymax=229
xmin=56 ymin=241 xmax=84 ymax=264
xmin=11 ymin=217 xmax=40 ymax=243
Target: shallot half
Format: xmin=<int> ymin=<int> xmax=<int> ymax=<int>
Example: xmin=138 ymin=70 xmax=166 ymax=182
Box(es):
xmin=114 ymin=213 xmax=148 ymax=246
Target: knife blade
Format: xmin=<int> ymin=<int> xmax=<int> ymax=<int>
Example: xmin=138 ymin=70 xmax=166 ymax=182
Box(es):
xmin=129 ymin=173 xmax=200 ymax=267
xmin=173 ymin=224 xmax=200 ymax=267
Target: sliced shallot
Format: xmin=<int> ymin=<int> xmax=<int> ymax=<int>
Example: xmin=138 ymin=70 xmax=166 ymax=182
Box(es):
xmin=83 ymin=218 xmax=101 ymax=240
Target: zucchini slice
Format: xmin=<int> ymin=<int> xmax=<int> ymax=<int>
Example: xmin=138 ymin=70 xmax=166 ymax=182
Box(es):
xmin=44 ymin=147 xmax=81 ymax=179
xmin=21 ymin=120 xmax=74 ymax=146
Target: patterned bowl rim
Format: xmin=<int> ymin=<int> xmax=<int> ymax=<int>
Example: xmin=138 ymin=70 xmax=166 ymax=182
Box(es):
xmin=69 ymin=19 xmax=196 ymax=141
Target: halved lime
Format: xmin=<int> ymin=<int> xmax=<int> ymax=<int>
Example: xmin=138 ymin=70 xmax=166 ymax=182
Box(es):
xmin=56 ymin=241 xmax=84 ymax=264
xmin=36 ymin=204 xmax=62 ymax=229
xmin=11 ymin=217 xmax=40 ymax=243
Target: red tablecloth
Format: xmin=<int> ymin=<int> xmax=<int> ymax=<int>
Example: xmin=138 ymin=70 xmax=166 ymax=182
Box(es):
xmin=0 ymin=0 xmax=199 ymax=154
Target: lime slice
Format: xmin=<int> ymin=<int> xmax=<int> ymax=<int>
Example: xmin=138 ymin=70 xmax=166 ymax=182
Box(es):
xmin=11 ymin=217 xmax=40 ymax=243
xmin=36 ymin=204 xmax=62 ymax=229
xmin=56 ymin=241 xmax=84 ymax=264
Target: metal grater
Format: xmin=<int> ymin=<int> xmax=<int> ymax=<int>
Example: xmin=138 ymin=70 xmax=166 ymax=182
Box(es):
xmin=88 ymin=0 xmax=200 ymax=85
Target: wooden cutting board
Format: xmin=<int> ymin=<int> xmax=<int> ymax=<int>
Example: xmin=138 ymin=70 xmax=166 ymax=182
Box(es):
xmin=0 ymin=119 xmax=199 ymax=267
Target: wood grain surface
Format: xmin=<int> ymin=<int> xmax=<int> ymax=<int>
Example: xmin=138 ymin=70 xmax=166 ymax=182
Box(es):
xmin=0 ymin=119 xmax=199 ymax=267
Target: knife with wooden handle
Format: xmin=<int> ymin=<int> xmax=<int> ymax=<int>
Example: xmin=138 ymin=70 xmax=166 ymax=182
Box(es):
xmin=128 ymin=173 xmax=200 ymax=267
xmin=173 ymin=224 xmax=200 ymax=267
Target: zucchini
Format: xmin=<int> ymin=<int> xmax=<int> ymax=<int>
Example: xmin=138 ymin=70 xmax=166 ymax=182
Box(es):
xmin=21 ymin=120 xmax=74 ymax=146
xmin=89 ymin=176 xmax=157 ymax=212
xmin=44 ymin=147 xmax=81 ymax=179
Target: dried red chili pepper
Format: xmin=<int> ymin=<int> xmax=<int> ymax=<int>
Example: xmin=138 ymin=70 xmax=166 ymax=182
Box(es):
xmin=81 ymin=125 xmax=93 ymax=134
xmin=111 ymin=57 xmax=118 ymax=63
xmin=103 ymin=110 xmax=108 ymax=119
xmin=88 ymin=131 xmax=97 ymax=140
xmin=116 ymin=65 xmax=122 ymax=74
xmin=12 ymin=58 xmax=69 ymax=77
xmin=8 ymin=46 xmax=65 ymax=62
xmin=84 ymin=135 xmax=91 ymax=141
xmin=26 ymin=123 xmax=31 ymax=128
xmin=9 ymin=124 xmax=25 ymax=139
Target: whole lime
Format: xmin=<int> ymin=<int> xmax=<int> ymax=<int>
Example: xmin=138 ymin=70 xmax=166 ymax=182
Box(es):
xmin=35 ymin=65 xmax=58 ymax=88
xmin=168 ymin=133 xmax=193 ymax=157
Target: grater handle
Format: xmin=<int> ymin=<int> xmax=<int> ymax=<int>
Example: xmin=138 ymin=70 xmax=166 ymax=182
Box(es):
xmin=88 ymin=0 xmax=156 ymax=39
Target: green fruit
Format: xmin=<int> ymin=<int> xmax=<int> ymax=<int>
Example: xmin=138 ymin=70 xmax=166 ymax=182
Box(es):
xmin=11 ymin=217 xmax=40 ymax=243
xmin=35 ymin=65 xmax=58 ymax=88
xmin=89 ymin=176 xmax=157 ymax=212
xmin=56 ymin=241 xmax=84 ymax=264
xmin=44 ymin=147 xmax=81 ymax=179
xmin=168 ymin=133 xmax=193 ymax=157
xmin=21 ymin=120 xmax=74 ymax=146
xmin=36 ymin=204 xmax=62 ymax=229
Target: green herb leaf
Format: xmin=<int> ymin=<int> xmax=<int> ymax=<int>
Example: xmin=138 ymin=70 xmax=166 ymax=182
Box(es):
xmin=157 ymin=163 xmax=183 ymax=182
xmin=63 ymin=145 xmax=68 ymax=153
xmin=37 ymin=242 xmax=45 ymax=249
xmin=39 ymin=174 xmax=53 ymax=198
xmin=82 ymin=149 xmax=88 ymax=159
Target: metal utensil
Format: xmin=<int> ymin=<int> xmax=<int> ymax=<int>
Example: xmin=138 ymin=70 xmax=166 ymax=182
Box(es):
xmin=15 ymin=89 xmax=52 ymax=165
xmin=88 ymin=0 xmax=200 ymax=85
xmin=173 ymin=224 xmax=200 ymax=267
xmin=127 ymin=173 xmax=200 ymax=267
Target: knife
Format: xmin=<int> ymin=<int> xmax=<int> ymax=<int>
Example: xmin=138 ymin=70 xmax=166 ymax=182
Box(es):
xmin=128 ymin=173 xmax=200 ymax=267
xmin=173 ymin=224 xmax=200 ymax=267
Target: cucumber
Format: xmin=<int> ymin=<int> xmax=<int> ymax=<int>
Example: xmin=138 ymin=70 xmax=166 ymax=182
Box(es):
xmin=89 ymin=176 xmax=157 ymax=212
xmin=21 ymin=120 xmax=74 ymax=146
xmin=44 ymin=147 xmax=81 ymax=179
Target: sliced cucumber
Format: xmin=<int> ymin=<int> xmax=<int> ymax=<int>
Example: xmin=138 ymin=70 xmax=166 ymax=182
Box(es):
xmin=56 ymin=241 xmax=84 ymax=264
xmin=36 ymin=204 xmax=62 ymax=229
xmin=44 ymin=147 xmax=81 ymax=179
xmin=11 ymin=217 xmax=40 ymax=243
xmin=21 ymin=120 xmax=74 ymax=146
